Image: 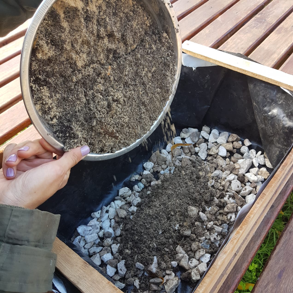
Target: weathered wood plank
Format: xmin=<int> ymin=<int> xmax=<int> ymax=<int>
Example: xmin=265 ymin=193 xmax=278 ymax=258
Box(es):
xmin=0 ymin=78 xmax=22 ymax=113
xmin=196 ymin=147 xmax=293 ymax=292
xmin=0 ymin=54 xmax=20 ymax=87
xmin=253 ymin=213 xmax=293 ymax=293
xmin=182 ymin=41 xmax=293 ymax=91
xmin=179 ymin=0 xmax=238 ymax=42
xmin=0 ymin=37 xmax=24 ymax=64
xmin=0 ymin=125 xmax=40 ymax=152
xmin=0 ymin=101 xmax=31 ymax=145
xmin=280 ymin=52 xmax=293 ymax=75
xmin=173 ymin=0 xmax=207 ymax=21
xmin=0 ymin=19 xmax=30 ymax=47
xmin=219 ymin=0 xmax=293 ymax=55
xmin=249 ymin=13 xmax=293 ymax=68
xmin=190 ymin=0 xmax=270 ymax=48
xmin=52 ymin=238 xmax=122 ymax=293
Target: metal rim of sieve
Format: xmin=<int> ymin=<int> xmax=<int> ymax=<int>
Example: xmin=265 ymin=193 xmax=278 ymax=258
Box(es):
xmin=20 ymin=0 xmax=182 ymax=161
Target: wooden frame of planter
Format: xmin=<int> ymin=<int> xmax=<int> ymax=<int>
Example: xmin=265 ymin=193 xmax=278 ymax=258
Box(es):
xmin=39 ymin=42 xmax=293 ymax=293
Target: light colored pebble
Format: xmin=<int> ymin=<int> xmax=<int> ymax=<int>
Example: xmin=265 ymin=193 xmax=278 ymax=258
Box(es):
xmin=107 ymin=265 xmax=116 ymax=277
xmin=111 ymin=244 xmax=120 ymax=255
xmin=91 ymin=253 xmax=101 ymax=266
xmin=244 ymin=139 xmax=252 ymax=146
xmin=117 ymin=260 xmax=127 ymax=277
xmin=246 ymin=194 xmax=256 ymax=204
xmin=199 ymin=212 xmax=207 ymax=222
xmin=240 ymin=146 xmax=249 ymax=154
xmin=101 ymin=253 xmax=113 ymax=263
xmin=119 ymin=187 xmax=131 ymax=197
xmin=218 ymin=146 xmax=227 ymax=157
xmin=209 ymin=129 xmax=219 ymax=143
xmin=199 ymin=254 xmax=211 ymax=263
xmin=217 ymin=132 xmax=229 ymax=144
xmin=136 ymin=262 xmax=145 ymax=270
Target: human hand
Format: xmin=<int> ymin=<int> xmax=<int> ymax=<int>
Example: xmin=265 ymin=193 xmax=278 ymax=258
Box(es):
xmin=0 ymin=139 xmax=90 ymax=209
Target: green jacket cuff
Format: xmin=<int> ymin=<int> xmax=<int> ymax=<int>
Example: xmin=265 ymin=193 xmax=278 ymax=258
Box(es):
xmin=0 ymin=204 xmax=60 ymax=293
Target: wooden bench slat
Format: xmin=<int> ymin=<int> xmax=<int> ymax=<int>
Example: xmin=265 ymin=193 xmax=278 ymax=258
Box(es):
xmin=253 ymin=213 xmax=293 ymax=293
xmin=179 ymin=0 xmax=238 ymax=42
xmin=0 ymin=100 xmax=31 ymax=145
xmin=173 ymin=0 xmax=208 ymax=21
xmin=190 ymin=0 xmax=270 ymax=48
xmin=0 ymin=19 xmax=30 ymax=47
xmin=0 ymin=54 xmax=20 ymax=87
xmin=249 ymin=12 xmax=293 ymax=68
xmin=219 ymin=0 xmax=293 ymax=55
xmin=0 ymin=78 xmax=22 ymax=113
xmin=0 ymin=37 xmax=24 ymax=65
xmin=280 ymin=52 xmax=293 ymax=75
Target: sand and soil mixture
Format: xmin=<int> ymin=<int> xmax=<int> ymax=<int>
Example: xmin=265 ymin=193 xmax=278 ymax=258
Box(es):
xmin=30 ymin=0 xmax=176 ymax=153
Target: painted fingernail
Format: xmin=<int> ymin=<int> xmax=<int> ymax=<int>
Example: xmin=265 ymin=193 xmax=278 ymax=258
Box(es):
xmin=18 ymin=146 xmax=30 ymax=151
xmin=81 ymin=145 xmax=90 ymax=157
xmin=6 ymin=168 xmax=14 ymax=178
xmin=6 ymin=154 xmax=17 ymax=162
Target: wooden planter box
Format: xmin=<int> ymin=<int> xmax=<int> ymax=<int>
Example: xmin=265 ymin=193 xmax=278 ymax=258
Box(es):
xmin=50 ymin=42 xmax=293 ymax=293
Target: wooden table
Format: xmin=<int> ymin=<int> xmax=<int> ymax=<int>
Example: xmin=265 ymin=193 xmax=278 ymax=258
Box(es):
xmin=1 ymin=1 xmax=293 ymax=292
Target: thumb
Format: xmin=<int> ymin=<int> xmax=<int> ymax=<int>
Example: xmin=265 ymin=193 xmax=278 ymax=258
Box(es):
xmin=56 ymin=145 xmax=90 ymax=171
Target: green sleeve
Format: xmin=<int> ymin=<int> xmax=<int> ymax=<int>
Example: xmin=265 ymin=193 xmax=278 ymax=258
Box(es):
xmin=0 ymin=204 xmax=60 ymax=293
xmin=0 ymin=0 xmax=42 ymax=37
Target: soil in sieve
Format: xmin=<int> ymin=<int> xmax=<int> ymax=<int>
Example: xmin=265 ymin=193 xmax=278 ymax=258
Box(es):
xmin=30 ymin=0 xmax=176 ymax=153
xmin=119 ymin=159 xmax=228 ymax=291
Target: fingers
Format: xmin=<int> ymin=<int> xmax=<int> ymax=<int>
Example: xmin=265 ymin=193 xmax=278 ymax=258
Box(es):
xmin=17 ymin=158 xmax=55 ymax=172
xmin=3 ymin=140 xmax=55 ymax=180
xmin=2 ymin=144 xmax=17 ymax=179
xmin=55 ymin=145 xmax=90 ymax=171
xmin=39 ymin=138 xmax=64 ymax=156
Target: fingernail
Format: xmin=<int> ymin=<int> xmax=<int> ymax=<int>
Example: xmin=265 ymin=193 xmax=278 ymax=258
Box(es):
xmin=6 ymin=168 xmax=14 ymax=178
xmin=81 ymin=145 xmax=90 ymax=157
xmin=6 ymin=154 xmax=17 ymax=162
xmin=18 ymin=146 xmax=30 ymax=151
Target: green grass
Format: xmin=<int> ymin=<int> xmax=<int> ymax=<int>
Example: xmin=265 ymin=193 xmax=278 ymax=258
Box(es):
xmin=235 ymin=192 xmax=293 ymax=293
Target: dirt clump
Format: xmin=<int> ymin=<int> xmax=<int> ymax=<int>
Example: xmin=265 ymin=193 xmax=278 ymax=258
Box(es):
xmin=30 ymin=0 xmax=176 ymax=153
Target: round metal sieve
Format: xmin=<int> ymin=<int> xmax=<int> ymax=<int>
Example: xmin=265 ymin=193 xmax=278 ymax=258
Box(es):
xmin=20 ymin=0 xmax=182 ymax=161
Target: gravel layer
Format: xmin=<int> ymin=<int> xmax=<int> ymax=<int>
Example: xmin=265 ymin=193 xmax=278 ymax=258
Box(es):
xmin=73 ymin=125 xmax=272 ymax=292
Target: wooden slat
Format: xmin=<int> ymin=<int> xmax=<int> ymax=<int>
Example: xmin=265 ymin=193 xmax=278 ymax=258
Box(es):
xmin=0 ymin=125 xmax=40 ymax=152
xmin=196 ymin=147 xmax=293 ymax=292
xmin=0 ymin=37 xmax=24 ymax=64
xmin=182 ymin=41 xmax=293 ymax=91
xmin=249 ymin=13 xmax=293 ymax=69
xmin=173 ymin=0 xmax=208 ymax=21
xmin=280 ymin=52 xmax=293 ymax=75
xmin=52 ymin=238 xmax=122 ymax=293
xmin=0 ymin=54 xmax=20 ymax=87
xmin=0 ymin=78 xmax=22 ymax=113
xmin=190 ymin=0 xmax=270 ymax=48
xmin=219 ymin=0 xmax=293 ymax=55
xmin=253 ymin=214 xmax=293 ymax=293
xmin=179 ymin=0 xmax=239 ymax=42
xmin=0 ymin=19 xmax=30 ymax=47
xmin=0 ymin=101 xmax=31 ymax=145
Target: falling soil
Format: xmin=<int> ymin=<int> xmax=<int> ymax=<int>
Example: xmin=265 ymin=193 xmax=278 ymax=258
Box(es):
xmin=30 ymin=0 xmax=176 ymax=153
xmin=118 ymin=159 xmax=232 ymax=291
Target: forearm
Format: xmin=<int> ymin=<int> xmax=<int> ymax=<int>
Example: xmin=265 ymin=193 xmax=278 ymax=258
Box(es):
xmin=0 ymin=204 xmax=60 ymax=293
xmin=0 ymin=0 xmax=42 ymax=37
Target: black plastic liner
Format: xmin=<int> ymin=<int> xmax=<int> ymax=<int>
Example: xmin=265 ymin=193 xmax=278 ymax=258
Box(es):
xmin=40 ymin=61 xmax=293 ymax=293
